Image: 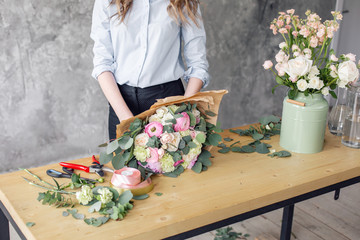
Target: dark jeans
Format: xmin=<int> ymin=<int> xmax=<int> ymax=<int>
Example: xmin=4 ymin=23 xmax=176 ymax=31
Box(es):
xmin=108 ymin=79 xmax=185 ymax=140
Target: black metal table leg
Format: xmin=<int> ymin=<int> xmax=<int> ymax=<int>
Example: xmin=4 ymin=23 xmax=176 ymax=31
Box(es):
xmin=334 ymin=188 xmax=340 ymax=200
xmin=0 ymin=207 xmax=10 ymax=240
xmin=280 ymin=204 xmax=294 ymax=240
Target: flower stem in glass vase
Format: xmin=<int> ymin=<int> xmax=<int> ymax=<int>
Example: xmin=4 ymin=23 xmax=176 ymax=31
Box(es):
xmin=328 ymin=87 xmax=348 ymax=136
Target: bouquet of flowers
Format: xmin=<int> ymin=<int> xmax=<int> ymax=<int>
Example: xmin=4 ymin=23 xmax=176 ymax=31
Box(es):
xmin=99 ymin=90 xmax=228 ymax=178
xmin=263 ymin=9 xmax=360 ymax=99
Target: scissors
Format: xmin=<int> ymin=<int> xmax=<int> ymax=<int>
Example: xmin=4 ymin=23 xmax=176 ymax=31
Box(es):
xmin=46 ymin=168 xmax=97 ymax=183
xmin=59 ymin=155 xmax=114 ymax=177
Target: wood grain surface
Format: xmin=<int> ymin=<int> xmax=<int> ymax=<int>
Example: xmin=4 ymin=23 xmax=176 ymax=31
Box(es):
xmin=0 ymin=127 xmax=359 ymax=240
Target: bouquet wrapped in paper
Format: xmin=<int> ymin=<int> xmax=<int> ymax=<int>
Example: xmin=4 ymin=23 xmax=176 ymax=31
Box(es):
xmin=99 ymin=90 xmax=228 ymax=178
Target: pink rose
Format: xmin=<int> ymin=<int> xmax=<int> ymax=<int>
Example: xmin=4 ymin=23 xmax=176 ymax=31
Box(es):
xmin=146 ymin=161 xmax=162 ymax=173
xmin=263 ymin=60 xmax=273 ymax=69
xmin=174 ymin=112 xmax=190 ymax=132
xmin=145 ymin=121 xmax=163 ymax=138
xmin=286 ymin=9 xmax=295 ymax=15
xmin=146 ymin=148 xmax=159 ymax=163
xmin=187 ymin=156 xmax=198 ymax=169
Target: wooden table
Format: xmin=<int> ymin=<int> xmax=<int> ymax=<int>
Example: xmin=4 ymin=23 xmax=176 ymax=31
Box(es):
xmin=1 ymin=127 xmax=359 ymax=240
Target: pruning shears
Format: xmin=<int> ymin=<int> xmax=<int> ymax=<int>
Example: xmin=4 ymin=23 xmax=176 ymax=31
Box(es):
xmin=59 ymin=155 xmax=114 ymax=177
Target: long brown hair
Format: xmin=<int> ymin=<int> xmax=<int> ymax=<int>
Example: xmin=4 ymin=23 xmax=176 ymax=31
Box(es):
xmin=110 ymin=0 xmax=201 ymax=27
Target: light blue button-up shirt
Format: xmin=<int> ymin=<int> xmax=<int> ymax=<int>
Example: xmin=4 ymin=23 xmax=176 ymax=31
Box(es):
xmin=90 ymin=0 xmax=210 ymax=88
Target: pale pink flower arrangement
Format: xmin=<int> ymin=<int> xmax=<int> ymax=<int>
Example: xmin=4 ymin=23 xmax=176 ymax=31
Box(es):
xmin=264 ymin=9 xmax=360 ymax=99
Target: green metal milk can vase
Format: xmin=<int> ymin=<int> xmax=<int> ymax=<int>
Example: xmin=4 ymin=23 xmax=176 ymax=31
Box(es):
xmin=280 ymin=93 xmax=329 ymax=154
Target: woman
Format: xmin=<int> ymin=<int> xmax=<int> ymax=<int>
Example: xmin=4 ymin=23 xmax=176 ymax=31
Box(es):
xmin=91 ymin=0 xmax=210 ymax=140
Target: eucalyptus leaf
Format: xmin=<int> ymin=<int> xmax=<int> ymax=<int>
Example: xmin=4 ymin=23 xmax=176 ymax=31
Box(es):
xmin=174 ymin=105 xmax=187 ymax=114
xmin=268 ymin=150 xmax=292 ymax=158
xmin=205 ymin=110 xmax=217 ymax=117
xmin=231 ymin=146 xmax=242 ymax=153
xmin=208 ymin=133 xmax=222 ymax=146
xmin=255 ymin=143 xmax=270 ymax=154
xmin=218 ymin=147 xmax=230 ymax=153
xmin=88 ymin=201 xmax=102 ymax=213
xmin=182 ymin=135 xmax=192 ymax=143
xmin=192 ymin=162 xmax=202 ymax=173
xmin=259 ymin=115 xmax=281 ymax=125
xmin=187 ymin=111 xmax=196 ymax=126
xmin=155 ymin=192 xmax=163 ymax=196
xmin=120 ymin=150 xmax=131 ymax=164
xmin=195 ymin=132 xmax=206 ymax=143
xmin=241 ymin=145 xmax=255 ymax=153
xmin=173 ymin=165 xmax=185 ymax=175
xmin=174 ymin=113 xmax=184 ymax=119
xmin=99 ymin=151 xmax=113 ymax=165
xmin=132 ymin=194 xmax=149 ymax=200
xmin=112 ymin=153 xmax=125 ymax=170
xmin=62 ymin=211 xmax=69 ymax=217
xmin=118 ymin=190 xmax=133 ymax=205
xmin=178 ymin=139 xmax=186 ymax=149
xmin=26 ymin=222 xmax=35 ymax=227
xmin=182 ymin=146 xmax=190 ymax=155
xmin=252 ymin=132 xmax=264 ymax=140
xmin=163 ymin=125 xmax=175 ymax=133
xmin=119 ymin=136 xmax=134 ymax=150
xmin=73 ymin=213 xmax=85 ymax=220
xmin=223 ymin=137 xmax=233 ymax=142
xmin=98 ymin=142 xmax=108 ymax=148
xmin=188 ymin=141 xmax=198 ymax=148
xmin=106 ymin=139 xmax=119 ymax=154
xmin=217 ymin=143 xmax=227 ymax=148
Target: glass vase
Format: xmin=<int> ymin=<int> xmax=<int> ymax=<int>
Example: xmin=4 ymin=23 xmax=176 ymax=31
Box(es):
xmin=280 ymin=93 xmax=328 ymax=154
xmin=328 ymin=87 xmax=349 ymax=136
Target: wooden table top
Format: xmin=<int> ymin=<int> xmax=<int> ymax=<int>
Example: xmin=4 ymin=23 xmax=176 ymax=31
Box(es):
xmin=0 ymin=127 xmax=359 ymax=240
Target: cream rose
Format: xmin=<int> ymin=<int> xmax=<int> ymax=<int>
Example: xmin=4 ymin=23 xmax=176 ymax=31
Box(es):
xmin=285 ymin=56 xmax=313 ymax=79
xmin=338 ymin=60 xmax=359 ymax=84
xmin=321 ymin=87 xmax=329 ymax=96
xmin=308 ymin=76 xmax=320 ymax=89
xmin=160 ymin=132 xmax=181 ymax=152
xmin=296 ymin=79 xmax=308 ymax=92
xmin=135 ymin=133 xmax=150 ymax=147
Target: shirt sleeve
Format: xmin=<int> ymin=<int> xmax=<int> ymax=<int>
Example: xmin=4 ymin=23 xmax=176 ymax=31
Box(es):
xmin=181 ymin=6 xmax=210 ymax=88
xmin=90 ymin=0 xmax=116 ymax=80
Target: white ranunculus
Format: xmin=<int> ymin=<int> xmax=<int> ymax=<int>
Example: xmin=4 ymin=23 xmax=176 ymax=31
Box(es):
xmin=338 ymin=60 xmax=359 ymax=84
xmin=149 ymin=114 xmax=161 ymax=123
xmin=338 ymin=80 xmax=348 ymax=88
xmin=161 ymin=112 xmax=174 ymax=126
xmin=330 ymin=71 xmax=337 ymax=78
xmin=297 ymin=79 xmax=309 ymax=92
xmin=286 ymin=56 xmax=313 ymax=79
xmin=308 ymin=76 xmax=320 ymax=89
xmin=155 ymin=106 xmax=168 ymax=118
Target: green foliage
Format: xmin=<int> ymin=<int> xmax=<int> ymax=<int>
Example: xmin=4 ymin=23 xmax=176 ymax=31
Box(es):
xmin=132 ymin=194 xmax=149 ymax=200
xmin=268 ymin=150 xmax=292 ymax=158
xmin=192 ymin=162 xmax=203 ymax=173
xmin=205 ymin=110 xmax=217 ymax=117
xmin=106 ymin=139 xmax=119 ymax=154
xmin=255 ymin=143 xmax=270 ymax=154
xmin=146 ymin=136 xmax=161 ymax=148
xmin=208 ymin=133 xmax=222 ymax=146
xmin=26 ymin=222 xmax=35 ymax=227
xmin=155 ymin=192 xmax=163 ymax=196
xmin=223 ymin=137 xmax=233 ymax=142
xmin=214 ymin=227 xmax=249 ymax=240
xmin=99 ymin=151 xmax=113 ymax=165
xmin=218 ymin=147 xmax=230 ymax=153
xmin=37 ymin=191 xmax=74 ymax=208
xmin=84 ymin=217 xmax=109 ymax=227
xmin=119 ymin=136 xmax=134 ymax=150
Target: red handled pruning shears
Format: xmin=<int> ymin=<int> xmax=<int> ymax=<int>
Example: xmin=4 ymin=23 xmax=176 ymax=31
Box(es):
xmin=59 ymin=155 xmax=114 ymax=177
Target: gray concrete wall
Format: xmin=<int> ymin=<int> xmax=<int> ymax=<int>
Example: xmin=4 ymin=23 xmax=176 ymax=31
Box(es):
xmin=0 ymin=0 xmax=335 ymax=172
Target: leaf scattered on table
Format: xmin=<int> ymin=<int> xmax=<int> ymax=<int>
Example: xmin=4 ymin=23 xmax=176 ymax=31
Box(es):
xmin=268 ymin=150 xmax=292 ymax=158
xmin=155 ymin=192 xmax=163 ymax=196
xmin=62 ymin=211 xmax=69 ymax=217
xmin=88 ymin=201 xmax=102 ymax=213
xmin=217 ymin=143 xmax=227 ymax=148
xmin=223 ymin=137 xmax=233 ymax=142
xmin=132 ymin=194 xmax=149 ymax=200
xmin=255 ymin=143 xmax=270 ymax=154
xmin=218 ymin=147 xmax=230 ymax=153
xmin=230 ymin=146 xmax=242 ymax=153
xmin=26 ymin=222 xmax=35 ymax=227
xmin=73 ymin=213 xmax=85 ymax=220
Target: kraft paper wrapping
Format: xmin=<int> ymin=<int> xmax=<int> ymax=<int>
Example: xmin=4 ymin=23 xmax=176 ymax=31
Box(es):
xmin=116 ymin=90 xmax=228 ymax=139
